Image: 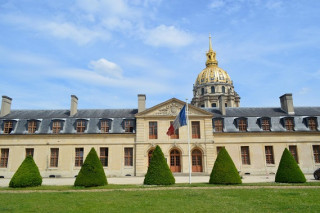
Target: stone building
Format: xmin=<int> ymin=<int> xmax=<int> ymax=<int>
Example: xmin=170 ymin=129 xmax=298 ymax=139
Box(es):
xmin=191 ymin=36 xmax=240 ymax=108
xmin=0 ymin=39 xmax=320 ymax=178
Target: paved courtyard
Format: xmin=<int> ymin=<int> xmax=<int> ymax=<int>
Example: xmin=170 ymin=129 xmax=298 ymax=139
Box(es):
xmin=0 ymin=174 xmax=316 ymax=187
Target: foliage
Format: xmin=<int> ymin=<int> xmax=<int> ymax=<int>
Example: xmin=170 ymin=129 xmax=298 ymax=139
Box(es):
xmin=144 ymin=145 xmax=175 ymax=185
xmin=275 ymin=148 xmax=306 ymax=183
xmin=9 ymin=155 xmax=42 ymax=188
xmin=74 ymin=148 xmax=108 ymax=187
xmin=209 ymin=147 xmax=242 ymax=184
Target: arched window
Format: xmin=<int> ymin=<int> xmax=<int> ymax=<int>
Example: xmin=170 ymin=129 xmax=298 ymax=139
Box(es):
xmin=170 ymin=149 xmax=181 ymax=172
xmin=211 ymin=86 xmax=215 ymax=93
xmin=222 ymin=86 xmax=225 ymax=93
xmin=201 ymin=88 xmax=204 ymax=95
xmin=192 ymin=149 xmax=203 ymax=172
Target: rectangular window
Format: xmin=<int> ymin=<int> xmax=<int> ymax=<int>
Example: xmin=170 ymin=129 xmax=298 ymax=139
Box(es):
xmin=285 ymin=118 xmax=294 ymax=131
xmin=50 ymin=148 xmax=59 ymax=167
xmin=313 ymin=145 xmax=320 ymax=163
xmin=238 ymin=119 xmax=247 ymax=132
xmin=216 ymin=146 xmax=224 ymax=155
xmin=101 ymin=120 xmax=109 ymax=133
xmin=28 ymin=120 xmax=37 ymax=134
xmin=192 ymin=121 xmax=200 ymax=139
xmin=76 ymin=120 xmax=86 ymax=133
xmin=265 ymin=146 xmax=275 ymax=164
xmin=75 ymin=148 xmax=84 ymax=167
xmin=52 ymin=121 xmax=61 ymax=134
xmin=308 ymin=118 xmax=317 ymax=131
xmin=149 ymin=121 xmax=158 ymax=139
xmin=214 ymin=119 xmax=223 ymax=132
xmin=241 ymin=146 xmax=251 ymax=165
xmin=4 ymin=121 xmax=13 ymax=134
xmin=124 ymin=148 xmax=133 ymax=166
xmin=0 ymin=149 xmax=9 ymax=168
xmin=25 ymin=148 xmax=34 ymax=157
xmin=170 ymin=121 xmax=179 ymax=139
xmin=289 ymin=145 xmax=299 ymax=163
xmin=100 ymin=147 xmax=108 ymax=167
xmin=261 ymin=118 xmax=270 ymax=131
xmin=124 ymin=120 xmax=134 ymax=133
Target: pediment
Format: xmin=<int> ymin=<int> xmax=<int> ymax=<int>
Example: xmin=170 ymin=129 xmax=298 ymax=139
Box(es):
xmin=135 ymin=98 xmax=213 ymax=118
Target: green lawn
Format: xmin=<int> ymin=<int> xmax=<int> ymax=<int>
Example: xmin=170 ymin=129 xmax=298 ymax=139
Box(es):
xmin=0 ymin=188 xmax=320 ymax=212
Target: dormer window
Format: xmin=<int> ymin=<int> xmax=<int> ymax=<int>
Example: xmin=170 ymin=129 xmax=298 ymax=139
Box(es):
xmin=260 ymin=117 xmax=271 ymax=131
xmin=28 ymin=120 xmax=38 ymax=134
xmin=214 ymin=119 xmax=223 ymax=132
xmin=4 ymin=121 xmax=13 ymax=134
xmin=307 ymin=117 xmax=317 ymax=131
xmin=52 ymin=120 xmax=62 ymax=134
xmin=76 ymin=120 xmax=86 ymax=133
xmin=284 ymin=117 xmax=294 ymax=131
xmin=124 ymin=120 xmax=134 ymax=133
xmin=237 ymin=118 xmax=247 ymax=132
xmin=100 ymin=120 xmax=110 ymax=133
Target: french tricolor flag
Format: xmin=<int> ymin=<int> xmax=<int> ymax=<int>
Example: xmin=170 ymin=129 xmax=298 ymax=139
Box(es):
xmin=166 ymin=105 xmax=187 ymax=136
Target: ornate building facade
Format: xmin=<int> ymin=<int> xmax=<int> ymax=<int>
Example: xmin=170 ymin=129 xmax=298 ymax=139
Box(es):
xmin=0 ymin=39 xmax=320 ymax=179
xmin=191 ymin=36 xmax=240 ymax=108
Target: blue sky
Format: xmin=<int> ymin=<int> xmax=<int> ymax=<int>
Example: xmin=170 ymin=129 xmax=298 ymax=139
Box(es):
xmin=0 ymin=0 xmax=320 ymax=110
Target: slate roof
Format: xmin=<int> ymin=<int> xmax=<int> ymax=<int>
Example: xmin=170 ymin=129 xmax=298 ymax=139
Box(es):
xmin=204 ymin=107 xmax=320 ymax=133
xmin=0 ymin=109 xmax=137 ymax=135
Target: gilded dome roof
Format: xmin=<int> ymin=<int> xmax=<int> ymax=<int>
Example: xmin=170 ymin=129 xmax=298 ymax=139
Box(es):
xmin=195 ymin=66 xmax=231 ymax=85
xmin=195 ymin=35 xmax=232 ymax=86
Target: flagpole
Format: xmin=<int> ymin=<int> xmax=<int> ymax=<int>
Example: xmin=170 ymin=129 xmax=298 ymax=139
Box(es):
xmin=186 ymin=99 xmax=191 ymax=184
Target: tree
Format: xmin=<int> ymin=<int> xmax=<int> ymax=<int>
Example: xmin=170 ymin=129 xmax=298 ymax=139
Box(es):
xmin=275 ymin=148 xmax=306 ymax=183
xmin=144 ymin=145 xmax=175 ymax=185
xmin=74 ymin=148 xmax=108 ymax=187
xmin=9 ymin=155 xmax=42 ymax=188
xmin=209 ymin=147 xmax=242 ymax=184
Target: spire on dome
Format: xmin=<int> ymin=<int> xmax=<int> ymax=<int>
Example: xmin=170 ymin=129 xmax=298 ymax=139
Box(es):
xmin=209 ymin=34 xmax=213 ymax=51
xmin=206 ymin=34 xmax=218 ymax=67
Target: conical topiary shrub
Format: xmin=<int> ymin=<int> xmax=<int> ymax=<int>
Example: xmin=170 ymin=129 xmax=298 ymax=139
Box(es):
xmin=275 ymin=148 xmax=306 ymax=183
xmin=144 ymin=145 xmax=175 ymax=185
xmin=74 ymin=148 xmax=108 ymax=187
xmin=9 ymin=155 xmax=42 ymax=188
xmin=209 ymin=147 xmax=242 ymax=184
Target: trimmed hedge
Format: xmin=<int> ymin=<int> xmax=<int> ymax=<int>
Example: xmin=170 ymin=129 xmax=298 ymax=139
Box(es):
xmin=209 ymin=147 xmax=242 ymax=184
xmin=74 ymin=148 xmax=108 ymax=187
xmin=275 ymin=148 xmax=306 ymax=183
xmin=144 ymin=145 xmax=175 ymax=185
xmin=9 ymin=155 xmax=42 ymax=188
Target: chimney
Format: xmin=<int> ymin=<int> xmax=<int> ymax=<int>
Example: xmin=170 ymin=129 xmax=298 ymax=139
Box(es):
xmin=1 ymin=96 xmax=12 ymax=117
xmin=280 ymin=93 xmax=294 ymax=115
xmin=70 ymin=95 xmax=78 ymax=116
xmin=138 ymin=94 xmax=146 ymax=113
xmin=219 ymin=95 xmax=226 ymax=116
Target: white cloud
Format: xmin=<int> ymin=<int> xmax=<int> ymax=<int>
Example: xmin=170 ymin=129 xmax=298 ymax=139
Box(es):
xmin=142 ymin=25 xmax=194 ymax=48
xmin=265 ymin=0 xmax=283 ymax=10
xmin=209 ymin=0 xmax=226 ymax=9
xmin=89 ymin=58 xmax=123 ymax=78
xmin=1 ymin=14 xmax=110 ymax=45
xmin=298 ymin=87 xmax=310 ymax=95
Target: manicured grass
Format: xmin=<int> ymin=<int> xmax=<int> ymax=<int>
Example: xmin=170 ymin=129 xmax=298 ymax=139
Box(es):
xmin=0 ymin=182 xmax=320 ymax=191
xmin=0 ymin=188 xmax=320 ymax=212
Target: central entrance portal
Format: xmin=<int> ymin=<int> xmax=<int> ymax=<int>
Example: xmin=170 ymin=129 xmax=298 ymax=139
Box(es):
xmin=170 ymin=149 xmax=181 ymax=172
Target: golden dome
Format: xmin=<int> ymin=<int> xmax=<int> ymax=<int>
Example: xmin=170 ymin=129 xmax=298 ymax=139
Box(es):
xmin=195 ymin=66 xmax=232 ymax=85
xmin=195 ymin=35 xmax=232 ymax=86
